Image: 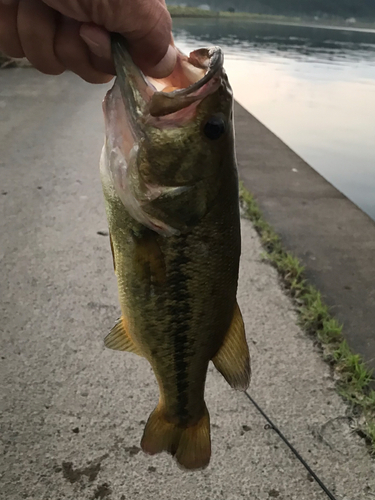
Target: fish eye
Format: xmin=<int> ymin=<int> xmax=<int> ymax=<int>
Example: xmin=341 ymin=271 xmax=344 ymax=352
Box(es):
xmin=203 ymin=115 xmax=227 ymax=140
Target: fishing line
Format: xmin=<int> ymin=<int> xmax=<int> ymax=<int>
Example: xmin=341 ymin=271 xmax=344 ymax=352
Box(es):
xmin=244 ymin=391 xmax=339 ymax=500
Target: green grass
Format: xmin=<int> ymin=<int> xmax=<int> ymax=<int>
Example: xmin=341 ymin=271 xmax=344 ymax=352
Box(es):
xmin=239 ymin=181 xmax=375 ymax=455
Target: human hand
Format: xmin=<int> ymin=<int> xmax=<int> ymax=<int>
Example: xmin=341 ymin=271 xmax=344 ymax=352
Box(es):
xmin=0 ymin=0 xmax=176 ymax=83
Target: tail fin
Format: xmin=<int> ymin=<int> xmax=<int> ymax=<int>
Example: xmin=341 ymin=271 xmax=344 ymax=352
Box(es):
xmin=141 ymin=403 xmax=211 ymax=470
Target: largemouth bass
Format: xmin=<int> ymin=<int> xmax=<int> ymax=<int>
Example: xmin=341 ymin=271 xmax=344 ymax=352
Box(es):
xmin=100 ymin=35 xmax=251 ymax=470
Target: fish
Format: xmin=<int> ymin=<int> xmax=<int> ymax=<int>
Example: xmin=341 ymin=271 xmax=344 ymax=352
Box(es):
xmin=100 ymin=34 xmax=251 ymax=470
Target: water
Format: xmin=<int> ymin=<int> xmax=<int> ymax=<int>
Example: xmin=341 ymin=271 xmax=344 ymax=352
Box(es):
xmin=172 ymin=19 xmax=375 ymax=220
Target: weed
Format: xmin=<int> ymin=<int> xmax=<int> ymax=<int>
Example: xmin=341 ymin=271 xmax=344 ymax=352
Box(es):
xmin=239 ymin=181 xmax=375 ymax=454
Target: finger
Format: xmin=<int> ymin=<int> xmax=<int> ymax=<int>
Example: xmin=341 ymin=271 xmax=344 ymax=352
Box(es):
xmin=0 ymin=2 xmax=24 ymax=58
xmin=124 ymin=2 xmax=176 ymax=77
xmin=81 ymin=22 xmax=175 ymax=79
xmin=17 ymin=0 xmax=64 ymax=75
xmin=55 ymin=17 xmax=112 ymax=84
xmin=79 ymin=23 xmax=115 ymax=74
xmin=80 ymin=16 xmax=175 ymax=79
xmin=47 ymin=0 xmax=176 ymax=78
xmin=88 ymin=52 xmax=115 ymax=78
xmin=39 ymin=0 xmax=91 ymax=22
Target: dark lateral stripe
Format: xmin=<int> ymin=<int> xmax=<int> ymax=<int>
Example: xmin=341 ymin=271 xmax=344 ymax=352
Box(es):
xmin=168 ymin=242 xmax=191 ymax=421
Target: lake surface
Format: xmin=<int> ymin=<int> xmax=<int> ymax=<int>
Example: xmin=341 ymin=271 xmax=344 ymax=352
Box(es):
xmin=173 ymin=19 xmax=375 ymax=221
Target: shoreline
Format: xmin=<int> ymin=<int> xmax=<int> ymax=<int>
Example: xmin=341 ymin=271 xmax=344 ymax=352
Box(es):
xmin=235 ymin=101 xmax=375 ymax=453
xmin=168 ymin=7 xmax=375 ymax=33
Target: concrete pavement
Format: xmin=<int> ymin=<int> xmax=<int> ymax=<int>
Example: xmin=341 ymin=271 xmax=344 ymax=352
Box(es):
xmin=0 ymin=69 xmax=374 ymax=500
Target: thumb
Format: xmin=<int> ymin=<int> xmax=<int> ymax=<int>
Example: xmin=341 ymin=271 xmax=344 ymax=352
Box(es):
xmin=124 ymin=1 xmax=176 ymax=78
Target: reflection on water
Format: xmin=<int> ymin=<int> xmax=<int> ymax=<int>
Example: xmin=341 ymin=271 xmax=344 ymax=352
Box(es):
xmin=173 ymin=20 xmax=375 ymax=220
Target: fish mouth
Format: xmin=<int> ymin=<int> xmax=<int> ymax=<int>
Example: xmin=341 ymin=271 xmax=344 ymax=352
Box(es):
xmin=101 ymin=36 xmax=228 ymax=237
xmin=110 ymin=33 xmax=225 ymax=124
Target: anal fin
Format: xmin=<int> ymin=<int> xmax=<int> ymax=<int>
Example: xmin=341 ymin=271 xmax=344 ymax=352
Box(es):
xmin=104 ymin=317 xmax=143 ymax=356
xmin=212 ymin=302 xmax=251 ymax=391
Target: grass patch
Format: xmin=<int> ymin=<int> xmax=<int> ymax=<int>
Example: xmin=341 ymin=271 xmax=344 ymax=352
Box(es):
xmin=167 ymin=5 xmax=300 ymax=23
xmin=239 ymin=181 xmax=375 ymax=455
xmin=168 ymin=6 xmax=218 ymax=18
xmin=0 ymin=52 xmax=30 ymax=69
xmin=1 ymin=52 xmax=16 ymax=69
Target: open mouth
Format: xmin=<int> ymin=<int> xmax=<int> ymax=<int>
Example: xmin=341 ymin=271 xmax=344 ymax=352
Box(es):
xmin=110 ymin=34 xmax=224 ymax=121
xmin=101 ymin=37 xmax=228 ymax=236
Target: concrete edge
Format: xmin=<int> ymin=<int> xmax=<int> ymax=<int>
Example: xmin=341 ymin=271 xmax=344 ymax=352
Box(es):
xmin=234 ymin=101 xmax=375 ymax=373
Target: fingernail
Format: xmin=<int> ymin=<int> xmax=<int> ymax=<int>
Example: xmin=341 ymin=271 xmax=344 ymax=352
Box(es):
xmin=81 ymin=33 xmax=103 ymax=57
xmin=80 ymin=25 xmax=110 ymax=60
xmin=150 ymin=45 xmax=177 ymax=79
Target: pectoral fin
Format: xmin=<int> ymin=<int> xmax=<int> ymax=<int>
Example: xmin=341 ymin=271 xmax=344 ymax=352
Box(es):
xmin=212 ymin=302 xmax=251 ymax=391
xmin=104 ymin=317 xmax=143 ymax=356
